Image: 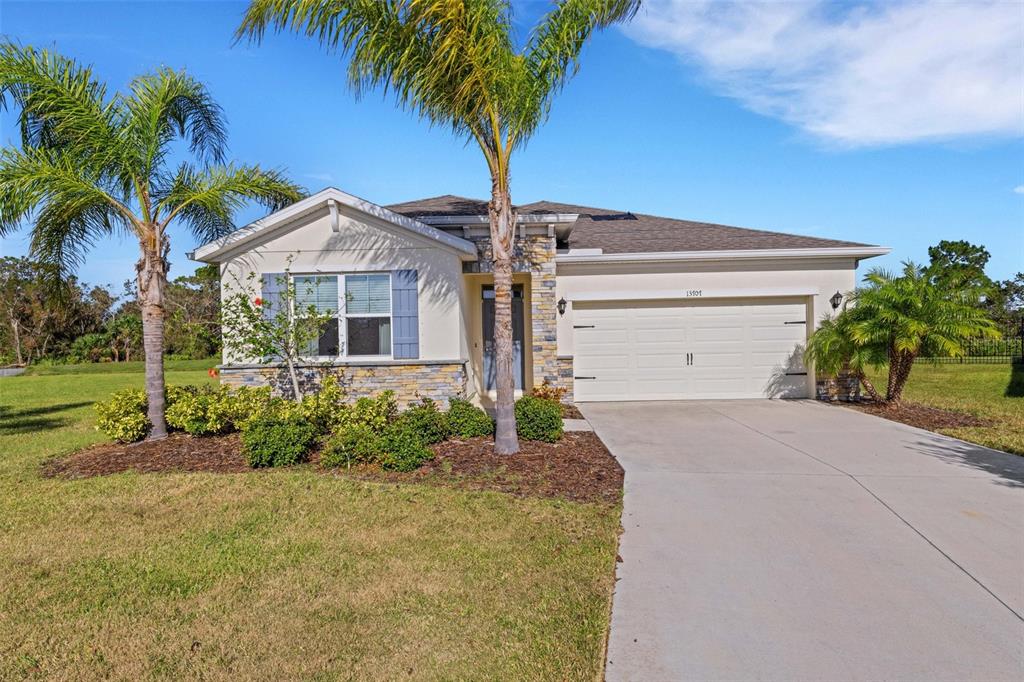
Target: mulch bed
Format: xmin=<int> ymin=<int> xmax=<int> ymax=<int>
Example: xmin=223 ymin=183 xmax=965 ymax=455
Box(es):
xmin=42 ymin=431 xmax=623 ymax=506
xmin=841 ymin=399 xmax=991 ymax=431
xmin=339 ymin=432 xmax=622 ymax=505
xmin=42 ymin=433 xmax=249 ymax=478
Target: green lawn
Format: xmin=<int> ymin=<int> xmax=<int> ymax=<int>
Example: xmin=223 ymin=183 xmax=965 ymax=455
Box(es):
xmin=867 ymin=363 xmax=1023 ymax=455
xmin=0 ymin=366 xmax=620 ymax=680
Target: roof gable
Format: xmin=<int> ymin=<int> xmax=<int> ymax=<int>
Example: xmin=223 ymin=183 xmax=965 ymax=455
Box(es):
xmin=192 ymin=188 xmax=478 ymax=262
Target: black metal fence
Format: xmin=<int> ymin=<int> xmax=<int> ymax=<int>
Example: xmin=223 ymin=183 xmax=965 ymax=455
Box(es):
xmin=920 ymin=318 xmax=1024 ymax=364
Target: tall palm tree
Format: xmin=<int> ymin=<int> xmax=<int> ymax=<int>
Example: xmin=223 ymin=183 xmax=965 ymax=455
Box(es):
xmin=237 ymin=0 xmax=640 ymax=454
xmin=0 ymin=44 xmax=304 ymax=439
xmin=851 ymin=263 xmax=1000 ymax=405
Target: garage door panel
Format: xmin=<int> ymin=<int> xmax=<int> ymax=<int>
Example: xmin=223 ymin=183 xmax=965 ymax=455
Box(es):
xmin=573 ymin=299 xmax=809 ymax=401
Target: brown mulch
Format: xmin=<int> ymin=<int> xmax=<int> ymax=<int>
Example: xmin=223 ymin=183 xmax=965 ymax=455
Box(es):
xmin=42 ymin=430 xmax=624 ymax=506
xmin=561 ymin=403 xmax=584 ymax=419
xmin=42 ymin=433 xmax=248 ymax=479
xmin=841 ymin=399 xmax=991 ymax=431
xmin=342 ymin=432 xmax=623 ymax=505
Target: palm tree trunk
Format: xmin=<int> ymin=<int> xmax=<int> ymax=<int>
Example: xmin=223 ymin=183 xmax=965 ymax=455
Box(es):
xmin=886 ymin=350 xmax=916 ymax=406
xmin=137 ymin=243 xmax=169 ymax=439
xmin=858 ymin=372 xmax=881 ymax=402
xmin=489 ymin=179 xmax=519 ymax=455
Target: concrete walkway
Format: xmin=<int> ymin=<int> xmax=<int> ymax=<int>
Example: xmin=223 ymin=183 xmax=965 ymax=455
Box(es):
xmin=581 ymin=400 xmax=1024 ymax=682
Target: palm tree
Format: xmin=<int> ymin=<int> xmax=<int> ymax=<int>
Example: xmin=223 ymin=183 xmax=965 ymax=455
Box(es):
xmin=237 ymin=0 xmax=640 ymax=454
xmin=0 ymin=44 xmax=304 ymax=439
xmin=850 ymin=263 xmax=1000 ymax=405
xmin=804 ymin=309 xmax=884 ymax=401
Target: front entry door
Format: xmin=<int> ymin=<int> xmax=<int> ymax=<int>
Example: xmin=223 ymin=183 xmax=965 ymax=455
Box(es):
xmin=482 ymin=285 xmax=525 ymax=390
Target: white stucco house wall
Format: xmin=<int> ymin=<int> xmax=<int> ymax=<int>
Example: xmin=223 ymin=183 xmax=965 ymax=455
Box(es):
xmin=191 ymin=187 xmax=888 ymax=407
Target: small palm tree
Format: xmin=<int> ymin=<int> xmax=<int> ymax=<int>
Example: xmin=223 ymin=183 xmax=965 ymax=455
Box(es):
xmin=0 ymin=44 xmax=304 ymax=439
xmin=237 ymin=0 xmax=640 ymax=454
xmin=851 ymin=263 xmax=1000 ymax=405
xmin=804 ymin=309 xmax=884 ymax=401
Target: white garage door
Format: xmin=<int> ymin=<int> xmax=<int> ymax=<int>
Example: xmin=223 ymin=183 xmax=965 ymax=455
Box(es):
xmin=572 ymin=299 xmax=809 ymax=401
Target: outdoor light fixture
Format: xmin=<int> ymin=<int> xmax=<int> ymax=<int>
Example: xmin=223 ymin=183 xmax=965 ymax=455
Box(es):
xmin=557 ymin=297 xmax=567 ymax=316
xmin=830 ymin=291 xmax=843 ymax=310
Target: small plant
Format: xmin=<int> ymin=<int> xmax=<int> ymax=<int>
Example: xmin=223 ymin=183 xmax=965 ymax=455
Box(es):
xmin=377 ymin=421 xmax=433 ymax=472
xmin=531 ymin=379 xmax=567 ymax=403
xmin=321 ymin=422 xmax=381 ymax=468
xmin=94 ymin=388 xmax=149 ymax=443
xmin=446 ymin=398 xmax=494 ymax=438
xmin=514 ymin=395 xmax=563 ymax=443
xmin=240 ymin=414 xmax=317 ymax=468
xmin=345 ymin=390 xmax=397 ymax=434
xmin=396 ymin=398 xmax=450 ymax=444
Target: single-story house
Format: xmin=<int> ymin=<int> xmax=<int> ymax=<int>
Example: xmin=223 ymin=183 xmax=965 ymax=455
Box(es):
xmin=191 ymin=187 xmax=888 ymax=406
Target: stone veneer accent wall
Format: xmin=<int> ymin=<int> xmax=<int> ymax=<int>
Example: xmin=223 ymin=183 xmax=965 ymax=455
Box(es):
xmin=556 ymin=355 xmax=574 ymax=402
xmin=469 ymin=231 xmax=559 ymax=389
xmin=219 ymin=361 xmax=466 ymax=409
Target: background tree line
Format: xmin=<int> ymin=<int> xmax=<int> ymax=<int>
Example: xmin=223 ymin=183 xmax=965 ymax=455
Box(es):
xmin=0 ymin=257 xmax=221 ymax=366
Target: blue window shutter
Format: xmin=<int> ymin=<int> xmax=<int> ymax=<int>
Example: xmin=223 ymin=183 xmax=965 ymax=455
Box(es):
xmin=391 ymin=269 xmax=419 ymax=359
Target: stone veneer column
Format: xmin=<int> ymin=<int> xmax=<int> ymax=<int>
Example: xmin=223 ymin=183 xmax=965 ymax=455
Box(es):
xmin=527 ymin=234 xmax=559 ymax=389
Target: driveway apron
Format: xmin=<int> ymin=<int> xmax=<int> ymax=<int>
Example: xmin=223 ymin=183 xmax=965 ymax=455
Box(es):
xmin=581 ymin=400 xmax=1024 ymax=682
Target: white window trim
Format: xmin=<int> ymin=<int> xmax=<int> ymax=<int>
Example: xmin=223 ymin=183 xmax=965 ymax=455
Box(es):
xmin=291 ymin=271 xmax=394 ymax=361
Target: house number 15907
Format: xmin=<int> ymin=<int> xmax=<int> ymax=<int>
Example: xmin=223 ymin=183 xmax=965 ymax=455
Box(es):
xmin=685 ymin=289 xmax=702 ymax=297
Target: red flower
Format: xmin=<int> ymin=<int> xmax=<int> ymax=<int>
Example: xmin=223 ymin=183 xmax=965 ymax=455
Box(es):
xmin=208 ymin=368 xmax=218 ymax=378
xmin=253 ymin=296 xmax=263 ymax=307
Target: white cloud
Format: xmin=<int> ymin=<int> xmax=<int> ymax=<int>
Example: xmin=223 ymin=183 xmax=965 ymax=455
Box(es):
xmin=624 ymin=1 xmax=1024 ymax=146
xmin=304 ymin=172 xmax=336 ymax=183
xmin=1014 ymin=185 xmax=1024 ymax=195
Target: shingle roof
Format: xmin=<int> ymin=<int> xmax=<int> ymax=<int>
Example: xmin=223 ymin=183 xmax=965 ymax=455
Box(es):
xmin=387 ymin=196 xmax=873 ymax=253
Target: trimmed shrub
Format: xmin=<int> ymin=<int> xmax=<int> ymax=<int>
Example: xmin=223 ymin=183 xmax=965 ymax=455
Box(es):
xmin=396 ymin=398 xmax=450 ymax=444
xmin=321 ymin=422 xmax=381 ymax=468
xmin=378 ymin=422 xmax=433 ymax=472
xmin=219 ymin=385 xmax=274 ymax=429
xmin=165 ymin=385 xmax=227 ymax=436
xmin=94 ymin=388 xmax=149 ymax=443
xmin=514 ymin=395 xmax=563 ymax=442
xmin=240 ymin=414 xmax=317 ymax=468
xmin=446 ymin=398 xmax=494 ymax=438
xmin=346 ymin=390 xmax=397 ymax=434
xmin=166 ymin=385 xmax=276 ymax=435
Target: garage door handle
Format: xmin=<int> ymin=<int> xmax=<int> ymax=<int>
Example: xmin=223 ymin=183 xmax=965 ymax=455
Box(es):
xmin=573 ymin=325 xmax=595 ymax=329
xmin=574 ymin=376 xmax=596 ymax=380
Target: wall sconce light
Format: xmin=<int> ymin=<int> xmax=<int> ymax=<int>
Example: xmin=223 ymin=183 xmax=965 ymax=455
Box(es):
xmin=830 ymin=291 xmax=843 ymax=310
xmin=557 ymin=297 xmax=567 ymax=316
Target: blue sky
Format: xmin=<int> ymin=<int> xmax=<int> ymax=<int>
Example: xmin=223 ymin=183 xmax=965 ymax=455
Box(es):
xmin=1 ymin=0 xmax=1021 ymax=291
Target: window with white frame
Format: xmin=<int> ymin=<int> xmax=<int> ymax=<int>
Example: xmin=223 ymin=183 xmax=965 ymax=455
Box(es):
xmin=293 ymin=273 xmax=392 ymax=358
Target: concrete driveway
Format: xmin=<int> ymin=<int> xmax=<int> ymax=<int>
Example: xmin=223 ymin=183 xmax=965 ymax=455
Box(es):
xmin=580 ymin=400 xmax=1024 ymax=681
